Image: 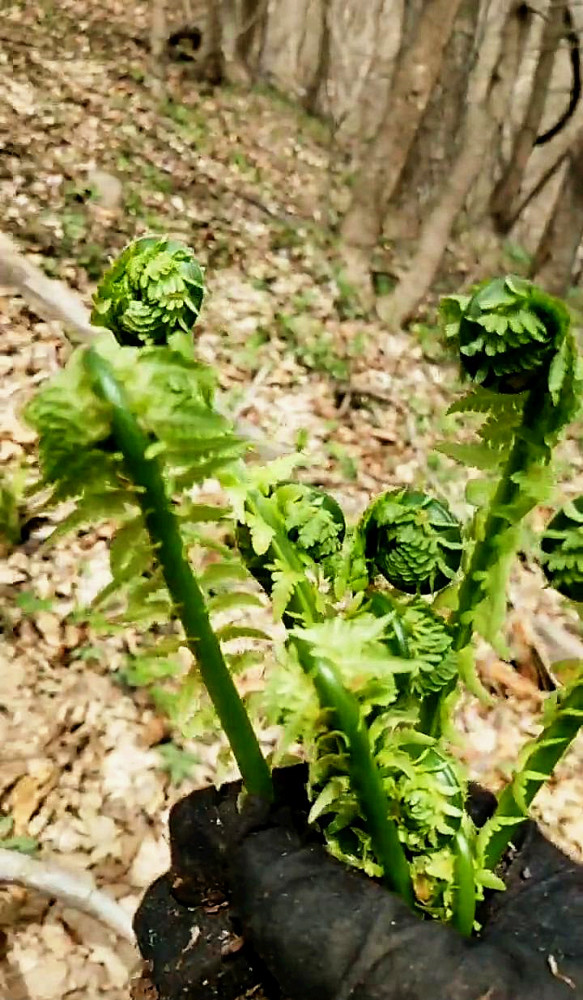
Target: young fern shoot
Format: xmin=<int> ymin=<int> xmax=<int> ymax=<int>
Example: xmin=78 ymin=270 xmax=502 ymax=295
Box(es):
xmin=21 ymin=239 xmax=583 ymax=935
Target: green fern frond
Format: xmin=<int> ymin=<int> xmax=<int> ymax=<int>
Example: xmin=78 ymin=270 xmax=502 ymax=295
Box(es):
xmin=541 ymin=496 xmax=583 ymax=600
xmin=362 ymin=592 xmax=457 ymax=697
xmin=235 ymin=482 xmax=346 ymax=614
xmin=91 ymin=236 xmax=205 ymax=346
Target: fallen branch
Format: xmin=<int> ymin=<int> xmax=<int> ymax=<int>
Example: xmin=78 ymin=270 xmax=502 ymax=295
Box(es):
xmin=0 ymin=846 xmax=135 ymax=942
xmin=0 ymin=232 xmax=103 ymax=343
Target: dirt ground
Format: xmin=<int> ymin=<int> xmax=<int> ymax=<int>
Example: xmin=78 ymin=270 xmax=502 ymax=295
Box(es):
xmin=1 ymin=3 xmax=583 ymax=998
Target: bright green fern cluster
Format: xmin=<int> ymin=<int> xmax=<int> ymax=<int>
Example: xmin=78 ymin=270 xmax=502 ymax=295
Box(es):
xmin=19 ymin=238 xmax=583 ymax=937
xmin=91 ymin=236 xmax=205 ymax=346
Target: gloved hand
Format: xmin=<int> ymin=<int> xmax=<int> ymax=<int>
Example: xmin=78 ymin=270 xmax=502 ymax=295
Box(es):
xmin=133 ymin=765 xmax=583 ymax=1000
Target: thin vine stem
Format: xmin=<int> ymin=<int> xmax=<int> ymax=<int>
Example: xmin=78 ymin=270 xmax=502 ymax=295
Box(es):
xmin=84 ymin=347 xmax=274 ymax=802
xmin=481 ymin=676 xmax=583 ymax=871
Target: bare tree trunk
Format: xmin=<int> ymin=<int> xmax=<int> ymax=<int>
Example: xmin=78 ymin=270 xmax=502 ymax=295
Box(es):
xmin=382 ymin=0 xmax=481 ymax=252
xmin=490 ymin=0 xmax=565 ymax=233
xmin=220 ymin=0 xmax=267 ymax=82
xmin=339 ymin=0 xmax=465 ymax=258
xmin=150 ymin=0 xmax=167 ymax=99
xmin=530 ymin=128 xmax=583 ymax=294
xmin=379 ymin=0 xmax=515 ymax=329
xmin=201 ymin=0 xmax=224 ymax=82
xmin=234 ymin=0 xmax=266 ymax=72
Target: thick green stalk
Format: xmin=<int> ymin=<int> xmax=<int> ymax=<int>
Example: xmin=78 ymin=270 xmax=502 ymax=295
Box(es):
xmin=482 ymin=677 xmax=583 ymax=871
xmin=295 ymin=638 xmax=414 ymax=906
xmin=452 ymin=829 xmax=476 ymax=937
xmin=84 ymin=348 xmax=273 ymax=802
xmin=246 ymin=491 xmax=413 ymax=902
xmin=422 ymin=389 xmax=550 ymax=736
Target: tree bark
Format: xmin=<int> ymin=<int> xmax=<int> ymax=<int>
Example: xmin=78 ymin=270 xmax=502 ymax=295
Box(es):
xmin=530 ymin=128 xmax=583 ymax=295
xmin=382 ymin=0 xmax=481 ymax=251
xmin=339 ymin=0 xmax=465 ymax=256
xmin=379 ymin=0 xmax=515 ymax=329
xmin=150 ymin=0 xmax=168 ymax=98
xmin=490 ymin=0 xmax=565 ymax=233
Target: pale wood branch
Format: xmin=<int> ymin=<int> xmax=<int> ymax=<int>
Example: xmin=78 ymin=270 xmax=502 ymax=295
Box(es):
xmin=0 ymin=847 xmax=135 ymax=942
xmin=0 ymin=232 xmax=102 ymax=343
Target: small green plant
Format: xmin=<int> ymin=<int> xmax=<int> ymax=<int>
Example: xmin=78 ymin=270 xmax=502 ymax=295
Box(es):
xmin=157 ymin=743 xmax=200 ymax=784
xmin=0 ymin=816 xmax=39 ymax=855
xmin=23 ymin=243 xmax=583 ymax=937
xmin=0 ymin=470 xmax=26 ymax=546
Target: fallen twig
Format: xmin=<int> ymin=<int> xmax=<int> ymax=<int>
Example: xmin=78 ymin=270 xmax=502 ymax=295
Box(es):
xmin=0 ymin=846 xmax=135 ymax=942
xmin=0 ymin=232 xmax=103 ymax=343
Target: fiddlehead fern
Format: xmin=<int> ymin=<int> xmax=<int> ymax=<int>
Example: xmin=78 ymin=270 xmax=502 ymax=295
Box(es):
xmin=540 ymin=496 xmax=583 ymax=601
xmin=353 ymin=489 xmax=463 ymax=595
xmin=91 ymin=236 xmax=205 ymax=346
xmin=442 ymin=275 xmax=570 ymax=394
xmin=427 ymin=277 xmax=582 ymax=739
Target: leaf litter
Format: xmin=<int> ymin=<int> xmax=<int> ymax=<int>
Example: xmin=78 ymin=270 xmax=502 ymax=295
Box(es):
xmin=1 ymin=1 xmax=583 ymax=996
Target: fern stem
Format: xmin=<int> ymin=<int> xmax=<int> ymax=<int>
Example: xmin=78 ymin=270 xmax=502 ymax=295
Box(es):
xmin=481 ymin=676 xmax=583 ymax=871
xmin=422 ymin=388 xmax=550 ymax=736
xmin=246 ymin=492 xmax=414 ymax=903
xmin=453 ymin=389 xmax=547 ymax=651
xmin=83 ymin=348 xmax=273 ymax=802
xmin=295 ymin=638 xmax=414 ymax=906
xmin=452 ymin=829 xmax=476 ymax=937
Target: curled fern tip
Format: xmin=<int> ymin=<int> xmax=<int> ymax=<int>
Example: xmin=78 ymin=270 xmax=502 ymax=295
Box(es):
xmin=441 ymin=276 xmax=570 ymax=394
xmin=91 ymin=236 xmax=205 ymax=346
xmin=358 ymin=489 xmax=462 ymax=595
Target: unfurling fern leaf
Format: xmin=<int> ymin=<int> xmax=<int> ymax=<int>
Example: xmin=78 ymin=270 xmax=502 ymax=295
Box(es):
xmin=441 ymin=276 xmax=570 ymax=395
xmin=236 ymin=482 xmax=346 ymax=598
xmin=354 ymin=489 xmax=463 ymax=595
xmin=91 ymin=236 xmax=205 ymax=346
xmin=540 ymin=496 xmax=583 ymax=601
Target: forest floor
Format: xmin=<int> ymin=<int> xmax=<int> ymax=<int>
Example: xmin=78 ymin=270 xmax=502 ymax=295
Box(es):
xmin=2 ymin=2 xmax=583 ymax=998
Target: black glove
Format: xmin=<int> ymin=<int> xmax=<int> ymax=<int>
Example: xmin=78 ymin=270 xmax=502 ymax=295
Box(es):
xmin=133 ymin=765 xmax=583 ymax=1000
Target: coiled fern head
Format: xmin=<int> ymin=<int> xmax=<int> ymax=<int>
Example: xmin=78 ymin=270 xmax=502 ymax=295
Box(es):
xmin=236 ymin=482 xmax=346 ymax=595
xmin=380 ymin=741 xmax=465 ymax=854
xmin=441 ymin=276 xmax=570 ymax=394
xmin=91 ymin=236 xmax=205 ymax=346
xmin=358 ymin=489 xmax=462 ymax=594
xmin=364 ymin=592 xmax=457 ymax=696
xmin=540 ymin=497 xmax=583 ymax=601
